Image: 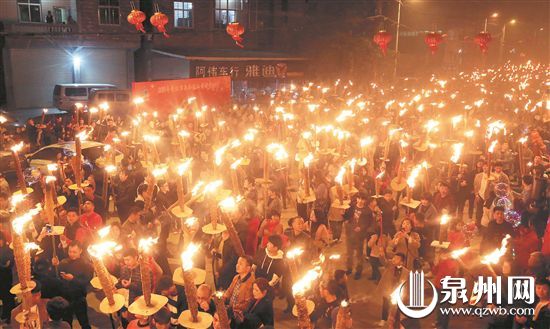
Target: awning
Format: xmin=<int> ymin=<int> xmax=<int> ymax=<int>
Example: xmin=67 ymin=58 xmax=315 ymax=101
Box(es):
xmin=152 ymin=48 xmax=307 ymax=62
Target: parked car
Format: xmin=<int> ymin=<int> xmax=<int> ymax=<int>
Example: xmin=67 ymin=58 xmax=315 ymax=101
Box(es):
xmin=0 ymin=150 xmax=28 ymax=190
xmin=53 ymin=83 xmax=116 ymax=111
xmin=0 ymin=110 xmax=24 ymax=134
xmin=88 ymin=88 xmax=132 ymax=117
xmin=30 ymin=110 xmax=70 ymax=127
xmin=26 ymin=140 xmax=120 ymax=173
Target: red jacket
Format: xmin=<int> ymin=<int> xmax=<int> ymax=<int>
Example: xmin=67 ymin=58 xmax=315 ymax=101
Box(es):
xmin=543 ymin=222 xmax=550 ymax=257
xmin=432 ymin=258 xmax=459 ymax=290
xmin=514 ymin=230 xmax=541 ymax=268
xmin=448 ymin=230 xmax=469 ymax=251
xmin=432 ymin=192 xmax=456 ymax=214
xmin=245 ymin=217 xmax=260 ymax=257
xmin=80 ymin=211 xmax=103 ymax=231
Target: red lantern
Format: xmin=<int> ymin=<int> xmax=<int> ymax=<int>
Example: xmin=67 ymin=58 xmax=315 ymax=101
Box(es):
xmin=373 ymin=30 xmax=392 ymax=56
xmin=127 ymin=9 xmax=146 ymax=33
xmin=424 ymin=32 xmax=444 ymax=55
xmin=474 ymin=32 xmax=492 ymax=54
xmin=150 ymin=11 xmax=169 ymax=38
xmin=226 ymin=22 xmax=245 ymax=48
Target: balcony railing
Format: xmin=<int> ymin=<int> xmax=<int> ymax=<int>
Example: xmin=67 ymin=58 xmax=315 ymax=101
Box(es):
xmin=5 ymin=22 xmax=78 ymax=34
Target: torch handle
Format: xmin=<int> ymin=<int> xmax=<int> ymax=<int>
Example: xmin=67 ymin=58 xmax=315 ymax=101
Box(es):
xmin=220 ymin=212 xmax=246 ymax=257
xmin=295 ymin=294 xmax=312 ymax=329
xmin=91 ymin=257 xmax=116 ymax=305
xmin=139 ymin=255 xmax=152 ymax=306
xmin=183 ymin=269 xmax=199 ymax=322
xmin=214 ymin=296 xmax=231 ymax=329
xmin=12 ymin=151 xmax=27 ymax=194
xmin=13 ymin=234 xmax=28 ymax=290
xmin=335 ymin=305 xmax=351 ymax=329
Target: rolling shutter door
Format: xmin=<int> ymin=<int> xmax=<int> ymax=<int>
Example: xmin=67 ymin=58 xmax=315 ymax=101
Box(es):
xmin=79 ymin=48 xmax=129 ymax=88
xmin=10 ymin=48 xmax=72 ymax=109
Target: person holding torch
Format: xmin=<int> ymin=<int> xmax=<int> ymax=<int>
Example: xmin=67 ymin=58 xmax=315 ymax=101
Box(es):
xmin=223 ymin=256 xmax=255 ymax=325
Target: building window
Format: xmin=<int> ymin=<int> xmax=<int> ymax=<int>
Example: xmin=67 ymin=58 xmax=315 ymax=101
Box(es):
xmin=214 ymin=0 xmax=242 ymax=28
xmin=174 ymin=1 xmax=193 ymax=28
xmin=98 ymin=0 xmax=120 ymax=25
xmin=18 ymin=0 xmax=42 ymax=23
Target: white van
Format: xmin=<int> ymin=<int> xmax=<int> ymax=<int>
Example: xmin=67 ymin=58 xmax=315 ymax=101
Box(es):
xmin=88 ymin=89 xmax=132 ymax=115
xmin=53 ymin=84 xmax=116 ymax=111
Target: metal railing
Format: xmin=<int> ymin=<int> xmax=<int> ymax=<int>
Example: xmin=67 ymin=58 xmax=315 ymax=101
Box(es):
xmin=5 ymin=22 xmax=78 ymax=34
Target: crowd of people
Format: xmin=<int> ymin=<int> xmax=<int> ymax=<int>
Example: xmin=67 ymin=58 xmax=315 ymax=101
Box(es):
xmin=0 ymin=61 xmax=548 ymax=329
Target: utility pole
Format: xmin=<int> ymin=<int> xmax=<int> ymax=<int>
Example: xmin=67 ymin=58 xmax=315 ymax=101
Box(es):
xmin=393 ymin=0 xmax=402 ymax=78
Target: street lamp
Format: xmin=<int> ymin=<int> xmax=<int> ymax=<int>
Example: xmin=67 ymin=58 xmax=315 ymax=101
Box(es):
xmin=393 ymin=0 xmax=403 ymax=78
xmin=484 ymin=12 xmax=499 ymax=32
xmin=499 ymin=19 xmax=517 ymax=62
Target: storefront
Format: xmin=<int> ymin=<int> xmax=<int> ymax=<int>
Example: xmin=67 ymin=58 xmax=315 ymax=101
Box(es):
xmin=151 ymin=49 xmax=307 ymax=96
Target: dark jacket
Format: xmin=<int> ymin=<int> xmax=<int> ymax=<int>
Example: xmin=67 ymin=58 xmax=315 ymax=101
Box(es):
xmin=117 ymin=265 xmax=142 ymax=303
xmin=113 ymin=177 xmax=136 ymax=208
xmin=57 ymin=257 xmax=93 ymax=299
xmin=237 ymin=297 xmax=274 ymax=329
xmin=215 ymin=237 xmax=239 ymax=290
xmin=378 ymin=198 xmax=397 ymax=235
xmin=343 ymin=203 xmax=374 ymax=243
xmin=253 ymin=248 xmax=285 ymax=286
xmin=480 ymin=221 xmax=514 ymax=253
xmin=529 ymin=302 xmax=550 ymax=329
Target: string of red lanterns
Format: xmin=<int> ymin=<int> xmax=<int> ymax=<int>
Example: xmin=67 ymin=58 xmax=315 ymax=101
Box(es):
xmin=474 ymin=32 xmax=492 ymax=54
xmin=424 ymin=32 xmax=445 ymax=55
xmin=127 ymin=9 xmax=146 ymax=33
xmin=372 ymin=30 xmax=492 ymax=56
xmin=226 ymin=22 xmax=245 ymax=48
xmin=150 ymin=11 xmax=170 ymax=38
xmin=373 ymin=30 xmax=393 ymax=56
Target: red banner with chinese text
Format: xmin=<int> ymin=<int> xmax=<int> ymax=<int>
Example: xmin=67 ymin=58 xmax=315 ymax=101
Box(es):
xmin=132 ymin=76 xmax=231 ymax=115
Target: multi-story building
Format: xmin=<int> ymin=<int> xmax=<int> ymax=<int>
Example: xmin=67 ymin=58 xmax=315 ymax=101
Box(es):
xmin=0 ymin=0 xmax=140 ymax=110
xmin=0 ymin=0 xmax=310 ymax=110
xmin=136 ymin=0 xmax=307 ymax=94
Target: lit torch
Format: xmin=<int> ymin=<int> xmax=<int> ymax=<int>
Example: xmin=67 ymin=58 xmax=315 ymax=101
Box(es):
xmin=143 ymin=134 xmax=161 ymax=165
xmin=286 ymin=248 xmax=304 ymax=281
xmin=481 ymin=234 xmax=511 ymax=277
xmin=438 ymin=214 xmax=451 ymax=243
xmin=230 ymin=158 xmax=243 ymax=194
xmin=176 ymin=159 xmax=193 ymax=211
xmin=204 ymin=180 xmax=223 ymax=230
xmin=335 ymin=166 xmax=346 ymax=205
xmin=292 ymin=267 xmax=322 ymax=329
xmin=88 ymin=227 xmax=121 ymax=308
xmin=303 ymin=153 xmax=314 ymax=197
xmin=406 ymin=164 xmax=422 ymax=203
xmin=138 ymin=237 xmax=158 ymax=306
xmin=518 ymin=136 xmax=527 ymax=176
xmin=180 ymin=243 xmax=200 ymax=323
xmin=218 ymin=196 xmax=246 ymax=257
xmin=449 ymin=143 xmax=464 ymax=177
xmin=10 ymin=142 xmax=27 ymax=194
